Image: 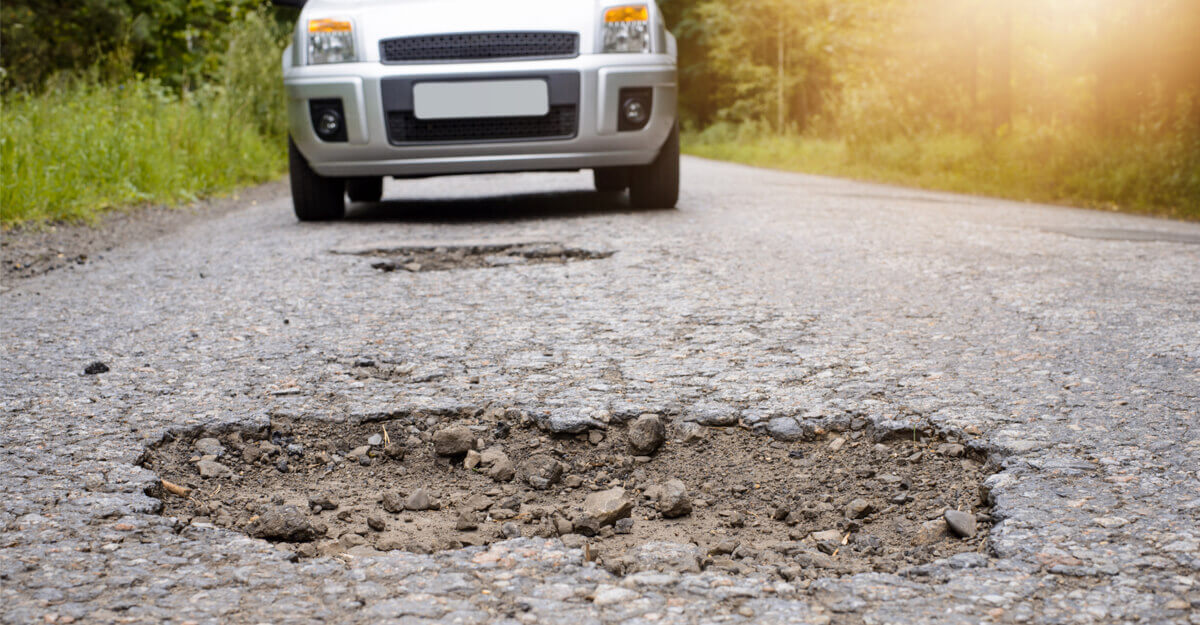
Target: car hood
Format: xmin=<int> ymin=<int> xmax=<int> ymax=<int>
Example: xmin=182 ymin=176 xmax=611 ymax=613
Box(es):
xmin=304 ymin=0 xmax=604 ymax=58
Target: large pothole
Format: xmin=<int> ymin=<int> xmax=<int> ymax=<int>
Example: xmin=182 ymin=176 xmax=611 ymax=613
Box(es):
xmin=143 ymin=410 xmax=994 ymax=578
xmin=336 ymin=241 xmax=613 ymax=273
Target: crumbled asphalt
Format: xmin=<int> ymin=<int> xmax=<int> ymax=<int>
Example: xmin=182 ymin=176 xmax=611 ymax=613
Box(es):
xmin=1 ymin=158 xmax=1198 ymax=624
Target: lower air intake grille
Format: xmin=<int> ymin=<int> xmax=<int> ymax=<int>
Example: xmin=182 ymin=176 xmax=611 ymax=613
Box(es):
xmin=381 ymin=32 xmax=579 ymax=63
xmin=386 ymin=106 xmax=578 ymax=143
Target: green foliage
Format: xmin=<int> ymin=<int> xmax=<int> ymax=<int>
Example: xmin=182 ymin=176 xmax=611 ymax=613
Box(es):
xmin=0 ymin=12 xmax=292 ymax=226
xmin=684 ymin=125 xmax=1200 ymax=220
xmin=667 ymin=0 xmax=1200 ymax=216
xmin=0 ymin=0 xmax=294 ymax=91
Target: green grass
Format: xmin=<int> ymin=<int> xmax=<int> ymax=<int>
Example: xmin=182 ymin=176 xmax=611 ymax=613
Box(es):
xmin=1 ymin=79 xmax=285 ymax=227
xmin=683 ymin=124 xmax=1200 ymax=221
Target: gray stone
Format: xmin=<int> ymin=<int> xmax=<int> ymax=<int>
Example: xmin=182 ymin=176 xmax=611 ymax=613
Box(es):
xmin=307 ymin=492 xmax=337 ymax=512
xmin=581 ymin=488 xmax=632 ymax=526
xmin=194 ymin=437 xmax=225 ymax=458
xmin=766 ymin=417 xmax=804 ymax=441
xmin=627 ymin=414 xmax=666 ymax=455
xmin=518 ymin=454 xmax=562 ymax=490
xmin=383 ymin=442 xmax=405 ymax=459
xmin=381 ymin=491 xmax=406 ymax=513
xmin=433 ymin=426 xmax=475 ymax=456
xmin=487 ymin=456 xmax=515 ymax=482
xmin=654 ymin=479 xmax=692 ymax=518
xmin=674 ymin=421 xmax=705 ymax=443
xmin=944 ymin=509 xmax=977 ymax=538
xmin=405 ymin=488 xmax=432 ymax=511
xmin=247 ymin=506 xmax=317 ymax=542
xmin=196 ymin=459 xmax=231 ymax=479
xmin=937 ymin=443 xmax=965 ymax=457
xmin=846 ymin=498 xmax=873 ymax=519
xmin=455 ymin=510 xmax=479 ymax=531
xmin=367 ymin=513 xmax=386 ymax=532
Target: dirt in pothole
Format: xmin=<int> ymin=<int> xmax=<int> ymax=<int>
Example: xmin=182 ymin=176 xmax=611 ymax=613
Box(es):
xmin=143 ymin=411 xmax=994 ymax=579
xmin=343 ymin=241 xmax=613 ymax=273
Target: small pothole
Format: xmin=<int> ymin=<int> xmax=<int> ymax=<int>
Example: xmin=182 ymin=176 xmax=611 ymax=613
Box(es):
xmin=338 ymin=241 xmax=613 ymax=273
xmin=143 ymin=411 xmax=994 ymax=579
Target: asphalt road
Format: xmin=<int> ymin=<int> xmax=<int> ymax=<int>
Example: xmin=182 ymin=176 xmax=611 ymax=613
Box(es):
xmin=2 ymin=157 xmax=1199 ymax=624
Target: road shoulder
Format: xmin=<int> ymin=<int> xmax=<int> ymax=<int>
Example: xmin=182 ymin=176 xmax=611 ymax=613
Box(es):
xmin=1 ymin=181 xmax=287 ymax=285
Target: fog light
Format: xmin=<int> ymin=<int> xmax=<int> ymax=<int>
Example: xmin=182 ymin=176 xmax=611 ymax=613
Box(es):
xmin=318 ymin=110 xmax=342 ymax=137
xmin=618 ymin=87 xmax=652 ymax=131
xmin=623 ymin=99 xmax=647 ymax=125
xmin=309 ymin=99 xmax=348 ymax=142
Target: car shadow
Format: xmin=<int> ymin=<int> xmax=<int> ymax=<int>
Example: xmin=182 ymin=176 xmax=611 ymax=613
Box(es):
xmin=342 ymin=189 xmax=666 ymax=224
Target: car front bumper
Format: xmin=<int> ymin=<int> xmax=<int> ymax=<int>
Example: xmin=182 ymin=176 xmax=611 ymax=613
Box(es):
xmin=284 ymin=53 xmax=677 ymax=178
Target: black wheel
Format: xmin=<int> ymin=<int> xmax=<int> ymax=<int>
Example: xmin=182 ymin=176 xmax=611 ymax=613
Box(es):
xmin=628 ymin=123 xmax=680 ymax=209
xmin=593 ymin=167 xmax=629 ymax=192
xmin=288 ymin=137 xmax=345 ymax=221
xmin=346 ymin=177 xmax=383 ymax=203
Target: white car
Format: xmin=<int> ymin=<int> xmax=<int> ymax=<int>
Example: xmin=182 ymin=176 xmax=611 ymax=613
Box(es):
xmin=272 ymin=0 xmax=679 ymax=221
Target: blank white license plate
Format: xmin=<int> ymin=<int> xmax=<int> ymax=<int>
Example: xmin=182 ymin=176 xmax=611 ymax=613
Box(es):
xmin=413 ymin=80 xmax=549 ymax=120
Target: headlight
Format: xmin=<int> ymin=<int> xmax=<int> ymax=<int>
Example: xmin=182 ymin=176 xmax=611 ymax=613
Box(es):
xmin=308 ymin=18 xmax=355 ymax=64
xmin=603 ymin=5 xmax=651 ymax=53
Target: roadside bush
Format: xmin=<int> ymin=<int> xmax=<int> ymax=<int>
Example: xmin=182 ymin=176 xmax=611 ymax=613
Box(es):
xmin=684 ymin=124 xmax=1200 ymax=220
xmin=0 ymin=10 xmax=289 ymax=227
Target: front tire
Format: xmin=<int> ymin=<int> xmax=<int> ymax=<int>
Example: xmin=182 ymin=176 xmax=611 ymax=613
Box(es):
xmin=628 ymin=124 xmax=680 ymax=209
xmin=347 ymin=177 xmax=383 ymax=203
xmin=289 ymin=137 xmax=345 ymax=221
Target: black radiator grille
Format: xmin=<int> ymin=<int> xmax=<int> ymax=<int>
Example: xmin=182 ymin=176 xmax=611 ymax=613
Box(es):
xmin=387 ymin=106 xmax=577 ymax=143
xmin=380 ymin=32 xmax=579 ymax=63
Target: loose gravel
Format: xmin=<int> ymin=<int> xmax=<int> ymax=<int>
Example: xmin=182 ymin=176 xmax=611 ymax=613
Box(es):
xmin=143 ymin=411 xmax=993 ymax=576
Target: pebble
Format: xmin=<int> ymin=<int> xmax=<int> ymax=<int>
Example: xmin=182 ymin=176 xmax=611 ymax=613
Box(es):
xmin=578 ymin=488 xmax=633 ymax=534
xmin=708 ymin=540 xmax=737 ymax=556
xmin=937 ymin=443 xmax=965 ymax=457
xmin=455 ymin=510 xmax=479 ymax=531
xmin=829 ymin=437 xmax=846 ymax=452
xmin=654 ymin=479 xmax=692 ymax=518
xmin=307 ymin=492 xmax=337 ymax=512
xmin=627 ymin=414 xmax=666 ymax=455
xmin=405 ymin=488 xmax=432 ymax=511
xmin=675 ymin=421 xmax=705 ymax=443
xmin=367 ymin=434 xmax=383 ymax=447
xmin=247 ymin=506 xmax=317 ymax=542
xmin=811 ymin=529 xmax=843 ymax=542
xmin=432 ymin=425 xmax=475 ymax=456
xmin=500 ymin=522 xmax=522 ymax=538
xmin=196 ymin=459 xmax=231 ymax=479
xmin=346 ymin=446 xmax=370 ymax=463
xmin=83 ymin=361 xmax=109 ymax=375
xmin=194 ymin=438 xmax=225 ymax=458
xmin=383 ymin=442 xmax=405 ymax=459
xmin=367 ymin=513 xmax=386 ymax=532
xmin=944 ymin=509 xmax=977 ymax=538
xmin=464 ymin=449 xmax=482 ymax=469
xmin=518 ymin=455 xmax=563 ymax=490
xmin=846 ymin=498 xmax=874 ymax=519
xmin=381 ymin=491 xmax=406 ymax=513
